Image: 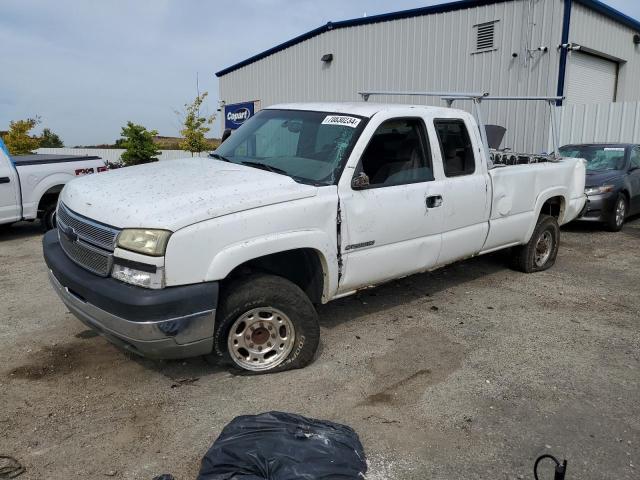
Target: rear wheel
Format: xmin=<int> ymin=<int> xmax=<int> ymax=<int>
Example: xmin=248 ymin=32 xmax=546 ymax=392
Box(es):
xmin=210 ymin=274 xmax=320 ymax=374
xmin=605 ymin=194 xmax=626 ymax=232
xmin=511 ymin=214 xmax=560 ymax=273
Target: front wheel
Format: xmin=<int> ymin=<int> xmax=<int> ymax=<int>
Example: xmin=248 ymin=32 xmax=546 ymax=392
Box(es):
xmin=211 ymin=274 xmax=320 ymax=374
xmin=41 ymin=205 xmax=57 ymax=231
xmin=511 ymin=214 xmax=560 ymax=273
xmin=605 ymin=194 xmax=626 ymax=232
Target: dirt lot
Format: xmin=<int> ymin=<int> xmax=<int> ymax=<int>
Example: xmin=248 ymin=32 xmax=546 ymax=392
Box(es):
xmin=1 ymin=218 xmax=639 ymax=479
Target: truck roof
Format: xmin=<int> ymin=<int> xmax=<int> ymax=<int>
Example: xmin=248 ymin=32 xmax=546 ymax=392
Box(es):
xmin=267 ymin=102 xmax=461 ymax=118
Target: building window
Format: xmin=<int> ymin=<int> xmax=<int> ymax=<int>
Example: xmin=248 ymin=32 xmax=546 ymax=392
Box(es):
xmin=474 ymin=20 xmax=498 ymax=53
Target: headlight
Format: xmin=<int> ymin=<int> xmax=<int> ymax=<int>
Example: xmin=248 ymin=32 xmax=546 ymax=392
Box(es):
xmin=585 ymin=185 xmax=615 ymax=196
xmin=112 ymin=262 xmax=165 ymax=289
xmin=117 ymin=229 xmax=171 ymax=256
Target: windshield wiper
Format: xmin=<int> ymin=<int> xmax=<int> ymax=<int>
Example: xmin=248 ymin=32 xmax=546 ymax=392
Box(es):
xmin=209 ymin=152 xmax=233 ymax=162
xmin=240 ymin=161 xmax=288 ymax=176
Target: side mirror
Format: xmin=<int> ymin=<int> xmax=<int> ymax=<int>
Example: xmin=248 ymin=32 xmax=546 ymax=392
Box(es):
xmin=351 ymin=172 xmax=370 ymax=189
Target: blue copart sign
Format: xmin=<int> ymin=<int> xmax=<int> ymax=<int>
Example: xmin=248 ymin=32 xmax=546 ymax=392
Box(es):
xmin=225 ymin=101 xmax=255 ymax=130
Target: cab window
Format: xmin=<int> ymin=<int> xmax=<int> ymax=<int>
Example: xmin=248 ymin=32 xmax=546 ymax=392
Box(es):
xmin=434 ymin=119 xmax=476 ymax=177
xmin=357 ymin=118 xmax=434 ymax=187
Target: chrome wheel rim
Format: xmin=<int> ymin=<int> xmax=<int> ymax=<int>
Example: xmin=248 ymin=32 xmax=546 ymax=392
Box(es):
xmin=227 ymin=307 xmax=295 ymax=371
xmin=615 ymin=199 xmax=626 ymax=227
xmin=534 ymin=231 xmax=553 ymax=267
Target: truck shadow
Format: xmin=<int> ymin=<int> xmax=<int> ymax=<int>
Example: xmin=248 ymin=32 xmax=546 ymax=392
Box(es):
xmin=0 ymin=221 xmax=44 ymax=240
xmin=561 ymin=214 xmax=640 ymax=233
xmin=317 ymin=251 xmax=510 ymax=330
xmin=133 ymin=252 xmax=509 ymax=381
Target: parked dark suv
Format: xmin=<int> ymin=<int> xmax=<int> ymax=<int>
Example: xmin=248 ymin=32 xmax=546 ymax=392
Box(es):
xmin=559 ymin=143 xmax=640 ymax=231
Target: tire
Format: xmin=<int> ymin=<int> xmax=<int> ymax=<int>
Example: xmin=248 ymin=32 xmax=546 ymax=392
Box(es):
xmin=210 ymin=273 xmax=320 ymax=374
xmin=511 ymin=214 xmax=560 ymax=273
xmin=605 ymin=194 xmax=626 ymax=232
xmin=41 ymin=205 xmax=57 ymax=231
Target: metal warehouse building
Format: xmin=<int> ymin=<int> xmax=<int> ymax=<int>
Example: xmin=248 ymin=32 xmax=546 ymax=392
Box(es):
xmin=216 ymin=0 xmax=640 ymax=152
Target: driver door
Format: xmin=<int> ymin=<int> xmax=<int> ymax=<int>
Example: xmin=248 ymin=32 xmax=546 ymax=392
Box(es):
xmin=337 ymin=115 xmax=445 ymax=293
xmin=0 ymin=149 xmax=20 ymax=224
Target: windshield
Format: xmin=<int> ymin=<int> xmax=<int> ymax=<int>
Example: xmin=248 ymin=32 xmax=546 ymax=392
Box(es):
xmin=214 ymin=109 xmax=367 ymax=185
xmin=558 ymin=145 xmax=627 ymax=171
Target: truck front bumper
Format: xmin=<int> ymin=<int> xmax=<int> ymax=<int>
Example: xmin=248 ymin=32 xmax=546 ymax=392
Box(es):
xmin=43 ymin=230 xmax=218 ymax=359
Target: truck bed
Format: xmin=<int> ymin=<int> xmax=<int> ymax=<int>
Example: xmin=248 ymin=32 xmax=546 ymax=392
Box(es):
xmin=12 ymin=154 xmax=102 ymax=166
xmin=481 ymin=156 xmax=586 ymax=252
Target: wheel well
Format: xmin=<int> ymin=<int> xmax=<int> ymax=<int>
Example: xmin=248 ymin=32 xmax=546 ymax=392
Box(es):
xmin=37 ymin=185 xmax=64 ymax=214
xmin=226 ymin=249 xmax=325 ymax=304
xmin=620 ymin=190 xmax=630 ymax=204
xmin=540 ymin=196 xmax=565 ymax=220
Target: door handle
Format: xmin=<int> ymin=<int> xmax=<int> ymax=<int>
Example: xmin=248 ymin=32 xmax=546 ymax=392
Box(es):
xmin=426 ymin=195 xmax=443 ymax=208
xmin=0 ymin=177 xmax=10 ymax=184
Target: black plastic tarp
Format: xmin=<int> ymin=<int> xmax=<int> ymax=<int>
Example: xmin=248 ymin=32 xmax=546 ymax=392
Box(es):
xmin=196 ymin=411 xmax=367 ymax=480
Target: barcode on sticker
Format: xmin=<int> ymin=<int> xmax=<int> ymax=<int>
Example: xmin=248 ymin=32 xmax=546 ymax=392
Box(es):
xmin=322 ymin=115 xmax=361 ymax=128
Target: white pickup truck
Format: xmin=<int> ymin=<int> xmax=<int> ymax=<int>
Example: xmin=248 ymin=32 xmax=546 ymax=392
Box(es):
xmin=0 ymin=143 xmax=106 ymax=230
xmin=43 ymin=102 xmax=586 ymax=374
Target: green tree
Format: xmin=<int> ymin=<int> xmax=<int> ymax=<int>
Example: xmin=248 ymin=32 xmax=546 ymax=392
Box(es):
xmin=178 ymin=92 xmax=216 ymax=155
xmin=3 ymin=118 xmax=40 ymax=155
xmin=119 ymin=121 xmax=160 ymax=166
xmin=39 ymin=128 xmax=64 ymax=147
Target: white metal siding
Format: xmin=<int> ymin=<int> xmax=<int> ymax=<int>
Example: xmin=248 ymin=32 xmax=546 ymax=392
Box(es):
xmin=219 ymin=0 xmax=565 ymax=153
xmin=556 ymin=101 xmax=640 ymax=146
xmin=568 ymin=2 xmax=640 ymax=103
xmin=566 ymin=51 xmax=617 ymax=104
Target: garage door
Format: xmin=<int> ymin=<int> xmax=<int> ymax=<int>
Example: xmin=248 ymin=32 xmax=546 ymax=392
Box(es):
xmin=566 ymin=51 xmax=618 ymax=105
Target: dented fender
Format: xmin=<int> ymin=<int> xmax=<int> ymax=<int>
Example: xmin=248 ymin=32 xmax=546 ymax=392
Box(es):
xmin=164 ymin=190 xmax=340 ymax=301
xmin=205 ymin=231 xmax=337 ymax=300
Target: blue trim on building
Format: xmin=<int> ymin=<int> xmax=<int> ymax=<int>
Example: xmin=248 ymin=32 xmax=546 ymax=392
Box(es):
xmin=556 ymin=0 xmax=573 ymax=106
xmin=215 ymin=0 xmax=640 ymax=78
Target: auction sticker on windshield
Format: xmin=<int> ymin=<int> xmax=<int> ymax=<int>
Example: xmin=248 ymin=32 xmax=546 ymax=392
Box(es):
xmin=604 ymin=147 xmax=625 ymax=151
xmin=322 ymin=115 xmax=361 ymax=128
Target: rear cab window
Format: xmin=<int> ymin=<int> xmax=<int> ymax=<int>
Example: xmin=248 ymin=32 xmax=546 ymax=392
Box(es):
xmin=433 ymin=119 xmax=476 ymax=177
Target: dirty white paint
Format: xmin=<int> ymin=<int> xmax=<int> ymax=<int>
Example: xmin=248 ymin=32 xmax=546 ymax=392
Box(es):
xmin=61 ymin=158 xmax=318 ymax=231
xmin=59 ymin=103 xmax=586 ymax=301
xmin=333 ymin=103 xmax=586 ymax=292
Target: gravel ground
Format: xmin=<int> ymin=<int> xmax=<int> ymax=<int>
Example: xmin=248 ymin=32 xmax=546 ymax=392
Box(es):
xmin=1 ymin=218 xmax=638 ymax=479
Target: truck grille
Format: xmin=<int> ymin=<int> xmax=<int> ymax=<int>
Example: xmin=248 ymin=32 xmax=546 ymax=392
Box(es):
xmin=57 ymin=203 xmax=120 ymax=277
xmin=57 ymin=202 xmax=119 ymax=250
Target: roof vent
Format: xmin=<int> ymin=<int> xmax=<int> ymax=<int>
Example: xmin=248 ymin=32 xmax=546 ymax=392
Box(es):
xmin=475 ymin=21 xmax=497 ymax=51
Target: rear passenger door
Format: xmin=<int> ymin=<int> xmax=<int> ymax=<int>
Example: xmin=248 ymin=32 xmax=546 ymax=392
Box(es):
xmin=337 ymin=116 xmax=445 ymax=292
xmin=432 ymin=118 xmax=490 ymax=265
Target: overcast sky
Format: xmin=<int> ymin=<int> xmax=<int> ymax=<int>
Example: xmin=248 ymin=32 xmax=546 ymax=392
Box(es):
xmin=1 ymin=0 xmax=639 ymax=146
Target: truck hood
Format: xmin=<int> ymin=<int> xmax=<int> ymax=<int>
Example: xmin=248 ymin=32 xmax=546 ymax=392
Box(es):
xmin=61 ymin=158 xmax=318 ymax=230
